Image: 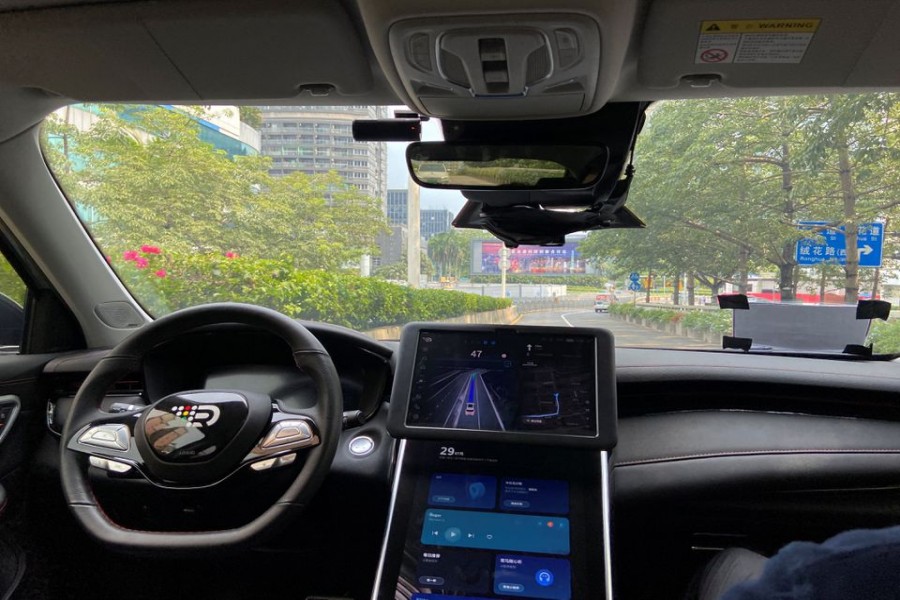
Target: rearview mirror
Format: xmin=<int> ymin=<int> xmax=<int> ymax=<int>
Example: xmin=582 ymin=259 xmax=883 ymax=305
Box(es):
xmin=406 ymin=142 xmax=608 ymax=190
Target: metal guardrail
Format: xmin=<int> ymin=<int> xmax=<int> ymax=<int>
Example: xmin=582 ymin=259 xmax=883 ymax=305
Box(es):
xmin=513 ymin=296 xmax=595 ymax=313
xmin=633 ymin=302 xmax=719 ymax=312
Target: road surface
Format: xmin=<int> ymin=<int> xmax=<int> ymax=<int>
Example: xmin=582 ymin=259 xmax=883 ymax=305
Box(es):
xmin=518 ymin=309 xmax=717 ymax=349
xmin=416 ymin=368 xmax=507 ymax=430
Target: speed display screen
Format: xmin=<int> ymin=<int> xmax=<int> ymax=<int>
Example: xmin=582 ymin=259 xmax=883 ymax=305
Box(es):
xmin=405 ymin=329 xmax=597 ymax=437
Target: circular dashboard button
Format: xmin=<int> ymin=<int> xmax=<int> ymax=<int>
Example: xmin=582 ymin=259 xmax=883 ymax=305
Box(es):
xmin=536 ymin=569 xmax=554 ymax=586
xmin=348 ymin=435 xmax=375 ymax=456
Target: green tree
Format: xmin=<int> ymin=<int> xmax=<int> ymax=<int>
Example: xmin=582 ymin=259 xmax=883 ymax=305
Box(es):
xmin=793 ymin=94 xmax=900 ymax=302
xmin=238 ymin=106 xmax=263 ymax=129
xmin=581 ymin=95 xmax=900 ymax=303
xmin=373 ymin=251 xmax=434 ymax=280
xmin=428 ymin=230 xmax=468 ymax=277
xmin=42 ymin=105 xmax=388 ymax=271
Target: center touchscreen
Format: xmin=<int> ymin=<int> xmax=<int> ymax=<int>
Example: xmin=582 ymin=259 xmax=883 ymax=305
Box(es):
xmin=405 ymin=329 xmax=597 ymax=436
xmin=401 ymin=470 xmax=578 ymax=600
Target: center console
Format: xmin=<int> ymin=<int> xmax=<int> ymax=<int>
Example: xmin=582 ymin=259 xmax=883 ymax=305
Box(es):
xmin=372 ymin=324 xmax=617 ymax=600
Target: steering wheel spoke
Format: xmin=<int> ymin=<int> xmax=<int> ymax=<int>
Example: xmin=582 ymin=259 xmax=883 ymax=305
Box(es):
xmin=243 ymin=409 xmax=321 ymax=472
xmin=67 ymin=410 xmax=146 ymax=475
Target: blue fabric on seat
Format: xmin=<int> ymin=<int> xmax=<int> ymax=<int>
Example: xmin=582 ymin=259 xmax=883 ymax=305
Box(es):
xmin=722 ymin=526 xmax=900 ymax=600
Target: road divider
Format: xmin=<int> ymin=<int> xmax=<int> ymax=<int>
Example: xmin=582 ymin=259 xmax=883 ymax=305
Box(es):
xmin=608 ymin=303 xmax=730 ymax=346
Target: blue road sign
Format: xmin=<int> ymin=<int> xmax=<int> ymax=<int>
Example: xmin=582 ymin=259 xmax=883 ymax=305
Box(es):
xmin=627 ymin=281 xmax=642 ymax=292
xmin=795 ymin=221 xmax=884 ymax=268
xmin=629 ymin=272 xmax=641 ymax=282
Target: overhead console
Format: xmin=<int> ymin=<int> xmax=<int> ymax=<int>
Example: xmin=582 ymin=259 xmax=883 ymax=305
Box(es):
xmin=358 ymin=1 xmax=637 ymax=120
xmin=372 ymin=324 xmax=617 ymax=600
xmin=389 ymin=15 xmax=601 ymax=120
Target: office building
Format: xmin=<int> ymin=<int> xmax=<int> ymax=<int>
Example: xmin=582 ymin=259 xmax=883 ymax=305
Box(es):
xmin=374 ymin=225 xmax=408 ymax=269
xmin=421 ymin=208 xmax=453 ymax=240
xmin=386 ymin=189 xmax=408 ymax=226
xmin=258 ymin=106 xmax=389 ymax=200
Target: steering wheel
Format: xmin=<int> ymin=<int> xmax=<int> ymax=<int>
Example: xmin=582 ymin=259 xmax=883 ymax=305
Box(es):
xmin=60 ymin=303 xmax=342 ymax=551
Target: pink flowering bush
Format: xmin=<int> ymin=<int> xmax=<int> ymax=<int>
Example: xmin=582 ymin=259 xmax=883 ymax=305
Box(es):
xmin=109 ymin=244 xmax=511 ymax=328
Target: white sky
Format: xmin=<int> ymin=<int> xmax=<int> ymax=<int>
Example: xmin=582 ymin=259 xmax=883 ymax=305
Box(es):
xmin=386 ymin=118 xmax=466 ymax=215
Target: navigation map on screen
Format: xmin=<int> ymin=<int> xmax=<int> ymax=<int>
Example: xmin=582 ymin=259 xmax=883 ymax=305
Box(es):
xmin=405 ymin=330 xmax=597 ymax=436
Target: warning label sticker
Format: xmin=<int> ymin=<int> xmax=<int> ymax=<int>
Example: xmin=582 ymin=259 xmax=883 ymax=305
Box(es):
xmin=695 ymin=19 xmax=820 ymax=64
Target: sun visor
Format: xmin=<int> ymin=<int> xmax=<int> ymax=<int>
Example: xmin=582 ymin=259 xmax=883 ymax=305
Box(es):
xmin=639 ymin=1 xmax=898 ymax=91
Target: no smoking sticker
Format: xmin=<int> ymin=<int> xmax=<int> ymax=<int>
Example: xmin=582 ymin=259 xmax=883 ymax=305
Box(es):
xmin=700 ymin=48 xmax=730 ymax=63
xmin=695 ymin=18 xmax=820 ymax=64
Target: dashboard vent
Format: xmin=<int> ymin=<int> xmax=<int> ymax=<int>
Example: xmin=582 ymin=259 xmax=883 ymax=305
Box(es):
xmin=57 ymin=374 xmax=144 ymax=397
xmin=47 ymin=373 xmax=145 ymax=436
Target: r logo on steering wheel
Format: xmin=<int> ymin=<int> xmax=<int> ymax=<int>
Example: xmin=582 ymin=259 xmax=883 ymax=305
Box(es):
xmin=170 ymin=404 xmax=221 ymax=428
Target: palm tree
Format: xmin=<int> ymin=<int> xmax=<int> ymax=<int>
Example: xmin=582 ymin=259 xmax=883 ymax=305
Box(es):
xmin=428 ymin=231 xmax=468 ymax=277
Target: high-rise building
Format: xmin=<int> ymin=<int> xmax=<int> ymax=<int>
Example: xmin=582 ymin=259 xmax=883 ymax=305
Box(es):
xmin=421 ymin=208 xmax=454 ymax=240
xmin=386 ymin=189 xmax=408 ymax=226
xmin=258 ymin=106 xmax=389 ymax=201
xmin=374 ymin=225 xmax=408 ymax=269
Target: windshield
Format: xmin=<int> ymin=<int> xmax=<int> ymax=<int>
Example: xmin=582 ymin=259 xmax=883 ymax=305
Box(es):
xmin=41 ymin=98 xmax=900 ymax=354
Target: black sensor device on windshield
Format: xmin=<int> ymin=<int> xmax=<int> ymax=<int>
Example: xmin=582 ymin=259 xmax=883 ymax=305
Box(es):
xmin=387 ymin=323 xmax=616 ymax=448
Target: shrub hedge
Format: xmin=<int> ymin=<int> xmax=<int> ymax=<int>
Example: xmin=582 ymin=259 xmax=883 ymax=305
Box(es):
xmin=115 ymin=249 xmax=511 ymax=330
xmin=867 ymin=319 xmax=900 ymax=355
xmin=609 ymin=303 xmax=731 ymax=333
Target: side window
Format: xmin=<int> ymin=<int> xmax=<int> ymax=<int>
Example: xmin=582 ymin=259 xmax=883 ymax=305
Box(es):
xmin=0 ymin=255 xmax=26 ymax=351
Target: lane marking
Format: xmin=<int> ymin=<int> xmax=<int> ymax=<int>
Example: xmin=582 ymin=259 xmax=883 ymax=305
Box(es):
xmin=444 ymin=372 xmax=470 ymax=427
xmin=560 ymin=310 xmax=594 ymax=327
xmin=478 ymin=375 xmax=506 ymax=431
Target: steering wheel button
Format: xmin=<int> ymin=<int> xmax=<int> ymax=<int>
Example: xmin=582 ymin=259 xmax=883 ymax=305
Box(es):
xmin=89 ymin=456 xmax=109 ymax=470
xmin=250 ymin=458 xmax=276 ymax=471
xmin=79 ymin=424 xmax=130 ymax=451
xmin=276 ymin=453 xmax=297 ymax=467
xmin=275 ymin=426 xmax=302 ymax=439
xmin=260 ymin=420 xmax=313 ymax=449
xmin=105 ymin=460 xmax=132 ymax=474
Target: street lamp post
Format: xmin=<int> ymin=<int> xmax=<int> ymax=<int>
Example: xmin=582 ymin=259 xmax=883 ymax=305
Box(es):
xmin=407 ymin=176 xmax=420 ymax=288
xmin=500 ymin=246 xmax=510 ymax=299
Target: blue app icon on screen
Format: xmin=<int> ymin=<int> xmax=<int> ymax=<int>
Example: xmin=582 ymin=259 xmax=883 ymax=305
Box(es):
xmin=468 ymin=481 xmax=486 ymax=500
xmin=428 ymin=474 xmax=496 ymax=509
xmin=494 ymin=555 xmax=571 ymax=600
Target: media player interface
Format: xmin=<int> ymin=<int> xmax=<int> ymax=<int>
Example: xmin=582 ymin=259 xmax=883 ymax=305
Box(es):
xmin=408 ymin=473 xmax=572 ymax=600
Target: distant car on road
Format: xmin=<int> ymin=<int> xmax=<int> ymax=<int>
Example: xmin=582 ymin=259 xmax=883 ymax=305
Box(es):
xmin=594 ymin=299 xmax=610 ymax=313
xmin=465 ymin=402 xmax=476 ymax=416
xmin=418 ymin=163 xmax=450 ymax=184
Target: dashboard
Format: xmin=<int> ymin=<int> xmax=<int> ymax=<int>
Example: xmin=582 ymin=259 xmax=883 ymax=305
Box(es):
xmin=45 ymin=323 xmax=393 ymax=436
xmin=28 ymin=321 xmax=900 ymax=600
